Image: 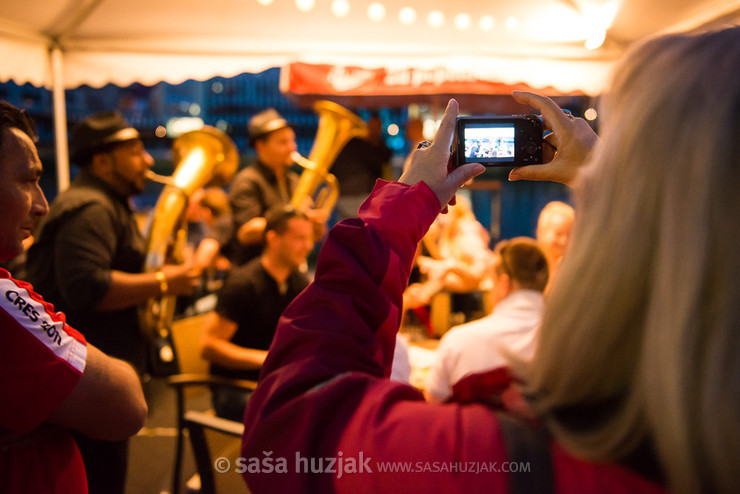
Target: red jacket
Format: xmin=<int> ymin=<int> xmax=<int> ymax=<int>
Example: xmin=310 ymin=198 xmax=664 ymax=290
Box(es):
xmin=242 ymin=180 xmax=666 ymax=494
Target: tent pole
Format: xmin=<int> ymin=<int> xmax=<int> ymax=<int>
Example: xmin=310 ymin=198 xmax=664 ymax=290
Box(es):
xmin=50 ymin=44 xmax=70 ymax=192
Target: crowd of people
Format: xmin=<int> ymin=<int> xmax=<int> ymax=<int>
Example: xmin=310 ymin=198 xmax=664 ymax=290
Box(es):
xmin=241 ymin=25 xmax=740 ymax=494
xmin=465 ymin=136 xmax=515 ymax=159
xmin=2 ymin=23 xmax=739 ymax=494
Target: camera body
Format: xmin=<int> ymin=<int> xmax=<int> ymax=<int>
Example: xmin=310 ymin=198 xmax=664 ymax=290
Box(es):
xmin=454 ymin=115 xmax=543 ymax=167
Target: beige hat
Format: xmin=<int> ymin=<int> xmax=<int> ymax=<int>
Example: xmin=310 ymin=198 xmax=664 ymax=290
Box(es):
xmin=247 ymin=108 xmax=290 ymax=146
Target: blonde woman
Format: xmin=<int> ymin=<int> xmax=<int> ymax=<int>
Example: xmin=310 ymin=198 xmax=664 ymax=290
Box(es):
xmin=510 ymin=26 xmax=740 ymax=494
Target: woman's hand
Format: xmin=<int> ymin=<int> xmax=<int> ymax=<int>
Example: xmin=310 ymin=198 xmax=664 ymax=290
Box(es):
xmin=399 ymin=99 xmax=485 ymax=212
xmin=508 ymin=91 xmax=599 ymax=187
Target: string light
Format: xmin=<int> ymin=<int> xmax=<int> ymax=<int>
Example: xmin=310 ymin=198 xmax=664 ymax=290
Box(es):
xmin=427 ymin=10 xmax=444 ymax=28
xmin=399 ymin=7 xmax=416 ymax=26
xmin=479 ymin=15 xmax=495 ymax=31
xmin=295 ymin=0 xmax=315 ymax=13
xmin=367 ymin=3 xmax=386 ymax=22
xmin=253 ymin=0 xmax=619 ymax=49
xmin=455 ymin=13 xmax=471 ymax=30
xmin=331 ymin=0 xmax=350 ymax=18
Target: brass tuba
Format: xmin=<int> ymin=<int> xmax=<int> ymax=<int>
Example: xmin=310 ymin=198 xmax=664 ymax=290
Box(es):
xmin=290 ymin=100 xmax=368 ymax=215
xmin=139 ymin=126 xmax=238 ymax=367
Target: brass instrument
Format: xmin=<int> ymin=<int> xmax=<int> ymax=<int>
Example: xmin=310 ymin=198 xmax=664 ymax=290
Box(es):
xmin=140 ymin=126 xmax=238 ymax=368
xmin=291 ymin=100 xmax=368 ymax=215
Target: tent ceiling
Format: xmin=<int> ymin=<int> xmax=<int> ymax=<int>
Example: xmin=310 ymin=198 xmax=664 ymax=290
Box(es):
xmin=1 ymin=0 xmax=739 ymax=93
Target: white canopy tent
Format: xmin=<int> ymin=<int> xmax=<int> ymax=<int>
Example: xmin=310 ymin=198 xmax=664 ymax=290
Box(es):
xmin=1 ymin=0 xmax=739 ymax=190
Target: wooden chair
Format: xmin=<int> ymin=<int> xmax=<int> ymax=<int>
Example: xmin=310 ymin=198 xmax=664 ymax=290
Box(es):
xmin=168 ymin=314 xmax=257 ymax=494
xmin=168 ymin=374 xmax=256 ymax=494
xmin=181 ymin=409 xmax=246 ymax=494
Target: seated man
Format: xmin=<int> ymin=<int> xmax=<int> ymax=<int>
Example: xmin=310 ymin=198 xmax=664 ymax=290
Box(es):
xmin=424 ymin=237 xmax=548 ymax=403
xmin=201 ymin=206 xmax=314 ymax=421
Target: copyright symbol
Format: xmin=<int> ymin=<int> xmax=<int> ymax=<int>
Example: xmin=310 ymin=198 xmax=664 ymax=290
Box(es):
xmin=214 ymin=457 xmax=230 ymax=473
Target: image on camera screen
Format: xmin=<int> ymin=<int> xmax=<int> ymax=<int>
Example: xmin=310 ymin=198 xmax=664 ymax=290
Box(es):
xmin=463 ymin=123 xmax=515 ymax=163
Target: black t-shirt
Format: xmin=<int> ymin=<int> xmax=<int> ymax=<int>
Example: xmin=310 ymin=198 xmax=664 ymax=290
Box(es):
xmin=211 ymin=257 xmax=309 ymax=381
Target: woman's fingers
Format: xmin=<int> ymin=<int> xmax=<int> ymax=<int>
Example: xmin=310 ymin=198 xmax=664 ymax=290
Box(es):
xmin=512 ymin=91 xmax=570 ymax=135
xmin=434 ymin=99 xmax=458 ymax=150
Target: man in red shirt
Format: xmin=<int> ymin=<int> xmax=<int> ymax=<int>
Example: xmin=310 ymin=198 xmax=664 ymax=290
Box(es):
xmin=0 ymin=101 xmax=148 ymax=493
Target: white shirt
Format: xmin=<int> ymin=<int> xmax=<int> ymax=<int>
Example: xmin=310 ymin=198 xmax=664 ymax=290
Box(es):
xmin=425 ymin=289 xmax=544 ymax=400
xmin=390 ymin=333 xmax=411 ymax=383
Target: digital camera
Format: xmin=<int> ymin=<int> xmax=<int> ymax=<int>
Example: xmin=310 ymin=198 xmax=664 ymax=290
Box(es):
xmin=453 ymin=115 xmax=543 ymax=167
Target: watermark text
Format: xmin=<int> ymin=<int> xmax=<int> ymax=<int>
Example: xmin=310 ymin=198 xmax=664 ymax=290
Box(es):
xmin=215 ymin=452 xmax=530 ymax=478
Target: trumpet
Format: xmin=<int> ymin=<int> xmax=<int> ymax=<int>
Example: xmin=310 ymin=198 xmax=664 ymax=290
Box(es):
xmin=139 ymin=126 xmax=238 ymax=370
xmin=290 ymin=100 xmax=367 ymax=216
xmin=145 ymin=170 xmax=173 ymax=185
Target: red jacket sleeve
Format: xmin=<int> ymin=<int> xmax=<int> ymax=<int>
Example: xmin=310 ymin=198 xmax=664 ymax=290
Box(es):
xmin=240 ymin=180 xmax=668 ymax=494
xmin=241 ymin=180 xmax=511 ymax=493
xmin=0 ymin=270 xmax=87 ymax=433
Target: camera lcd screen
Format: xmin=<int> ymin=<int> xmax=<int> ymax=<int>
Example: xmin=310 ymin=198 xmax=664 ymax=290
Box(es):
xmin=463 ymin=123 xmax=515 ymax=163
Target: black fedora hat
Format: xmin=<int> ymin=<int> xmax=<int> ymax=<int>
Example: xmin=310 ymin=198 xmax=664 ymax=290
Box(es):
xmin=70 ymin=111 xmax=140 ymax=164
xmin=247 ymin=108 xmax=290 ymax=147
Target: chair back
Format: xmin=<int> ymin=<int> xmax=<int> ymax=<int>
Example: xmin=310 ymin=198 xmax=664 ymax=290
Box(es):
xmin=167 ymin=313 xmax=256 ymax=493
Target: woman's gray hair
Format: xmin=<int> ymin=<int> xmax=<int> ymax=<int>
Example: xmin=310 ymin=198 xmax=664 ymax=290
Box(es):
xmin=520 ymin=26 xmax=740 ymax=494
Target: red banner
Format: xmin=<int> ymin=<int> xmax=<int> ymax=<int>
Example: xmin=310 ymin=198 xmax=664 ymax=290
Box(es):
xmin=283 ymin=62 xmax=547 ymax=97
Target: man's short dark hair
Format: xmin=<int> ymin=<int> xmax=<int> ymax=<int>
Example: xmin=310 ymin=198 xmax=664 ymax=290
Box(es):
xmin=0 ymin=101 xmax=37 ymax=155
xmin=262 ymin=205 xmax=309 ymax=244
xmin=494 ymin=237 xmax=549 ymax=292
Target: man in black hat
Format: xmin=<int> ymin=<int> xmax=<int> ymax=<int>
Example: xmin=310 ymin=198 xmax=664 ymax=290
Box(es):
xmin=25 ymin=110 xmax=194 ymax=494
xmin=226 ymin=108 xmax=327 ymax=265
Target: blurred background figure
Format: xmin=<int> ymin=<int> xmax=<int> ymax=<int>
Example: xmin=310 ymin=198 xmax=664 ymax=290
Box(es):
xmin=186 ymin=187 xmax=232 ymax=274
xmin=226 ymin=108 xmax=327 ymax=267
xmin=330 ymin=113 xmax=392 ymax=220
xmin=420 ymin=196 xmax=493 ymax=293
xmin=226 ymin=108 xmax=299 ymax=266
xmin=177 ymin=186 xmax=233 ymax=315
xmin=414 ymin=196 xmax=494 ymax=327
xmin=405 ymin=117 xmax=425 ymax=149
xmin=25 ymin=110 xmax=194 ymax=494
xmin=535 ymin=200 xmax=574 ymax=289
